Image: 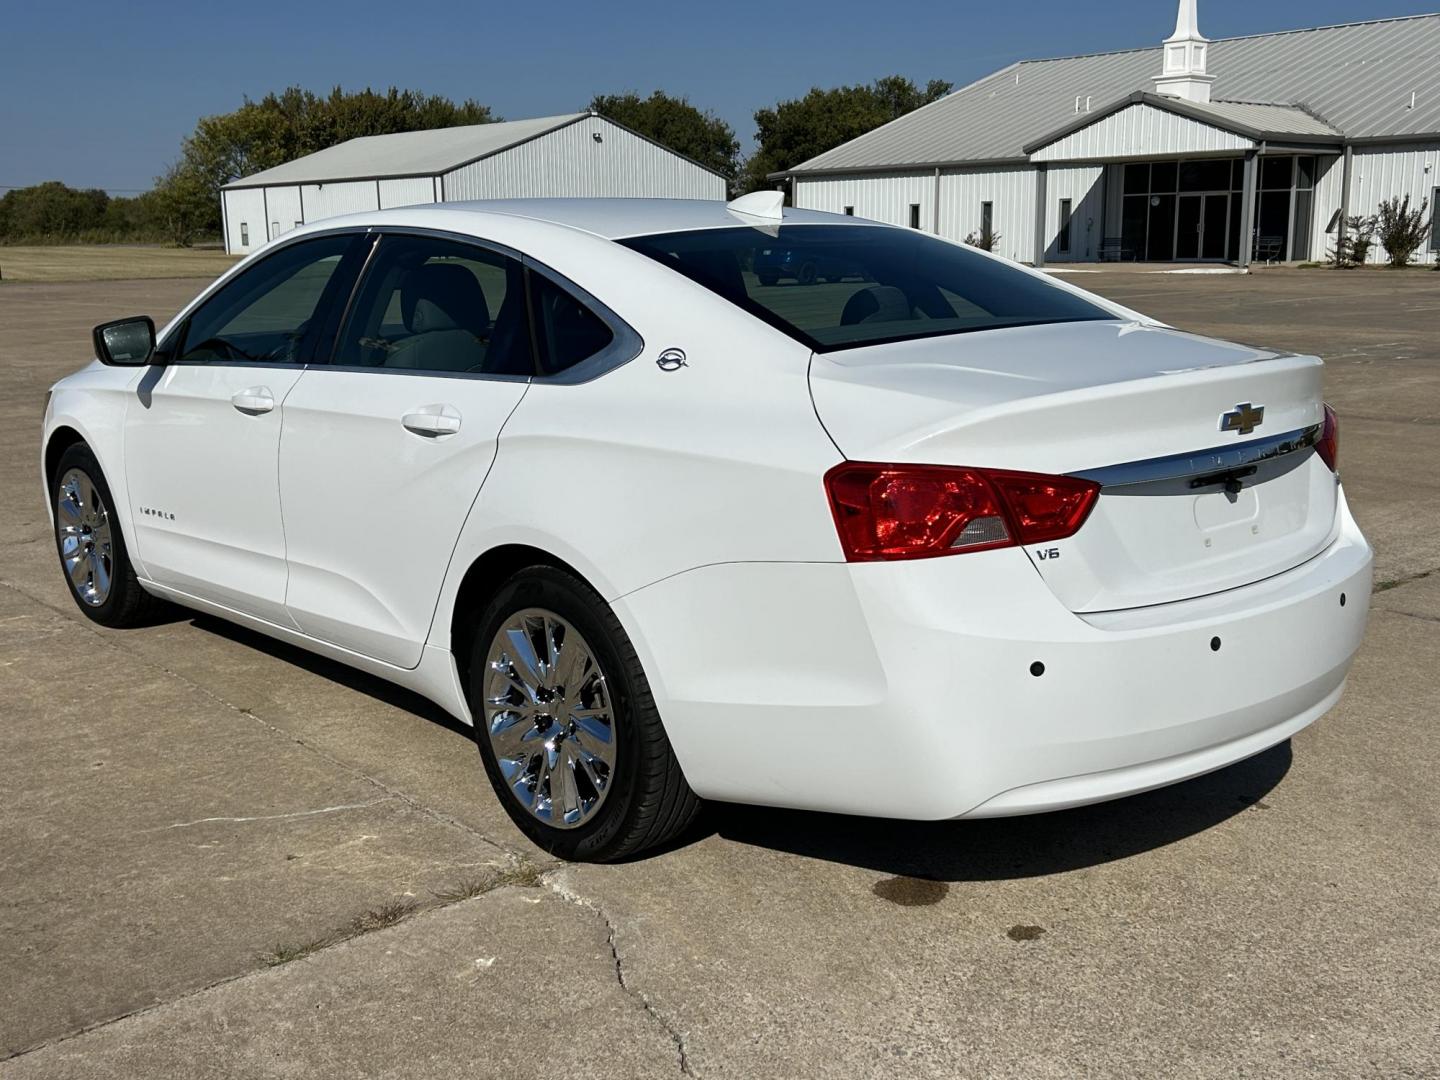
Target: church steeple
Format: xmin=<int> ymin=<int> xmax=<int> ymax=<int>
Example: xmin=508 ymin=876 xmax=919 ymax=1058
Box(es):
xmin=1154 ymin=0 xmax=1215 ymax=102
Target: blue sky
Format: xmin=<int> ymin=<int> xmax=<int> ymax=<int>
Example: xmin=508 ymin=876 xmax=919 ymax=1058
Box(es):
xmin=2 ymin=0 xmax=1434 ymax=193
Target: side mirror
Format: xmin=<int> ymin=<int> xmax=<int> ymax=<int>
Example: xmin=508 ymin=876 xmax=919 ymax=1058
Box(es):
xmin=93 ymin=316 xmax=156 ymax=366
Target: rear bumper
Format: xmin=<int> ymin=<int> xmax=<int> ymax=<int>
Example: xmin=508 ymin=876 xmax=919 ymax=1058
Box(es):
xmin=615 ymin=492 xmax=1372 ymax=820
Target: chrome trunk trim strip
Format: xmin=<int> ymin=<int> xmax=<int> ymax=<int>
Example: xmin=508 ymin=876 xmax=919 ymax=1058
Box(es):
xmin=1072 ymin=425 xmax=1321 ymax=490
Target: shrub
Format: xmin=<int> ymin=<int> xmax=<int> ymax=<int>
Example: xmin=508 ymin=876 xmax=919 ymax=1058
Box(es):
xmin=1375 ymin=195 xmax=1431 ymax=268
xmin=1328 ymin=214 xmax=1376 ymax=268
xmin=964 ymin=228 xmax=1002 ymax=252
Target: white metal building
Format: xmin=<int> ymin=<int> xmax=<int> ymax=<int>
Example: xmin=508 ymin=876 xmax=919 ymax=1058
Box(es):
xmin=221 ymin=112 xmax=728 ymax=254
xmin=779 ymin=2 xmax=1440 ymax=268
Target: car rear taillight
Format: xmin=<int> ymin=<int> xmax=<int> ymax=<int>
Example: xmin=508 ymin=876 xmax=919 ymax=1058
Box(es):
xmin=824 ymin=462 xmax=1100 ymax=562
xmin=1316 ymin=403 xmax=1339 ymax=473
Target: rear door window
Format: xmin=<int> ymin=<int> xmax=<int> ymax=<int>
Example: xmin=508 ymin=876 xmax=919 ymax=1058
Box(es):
xmin=529 ymin=272 xmax=615 ymax=376
xmin=333 ymin=235 xmax=533 ymax=377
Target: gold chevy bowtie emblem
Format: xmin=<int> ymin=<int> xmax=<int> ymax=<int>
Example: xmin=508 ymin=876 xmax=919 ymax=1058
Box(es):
xmin=1219 ymin=402 xmax=1265 ymax=435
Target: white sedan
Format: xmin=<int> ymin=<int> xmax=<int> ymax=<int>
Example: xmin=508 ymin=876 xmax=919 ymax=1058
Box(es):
xmin=42 ymin=194 xmax=1372 ymax=861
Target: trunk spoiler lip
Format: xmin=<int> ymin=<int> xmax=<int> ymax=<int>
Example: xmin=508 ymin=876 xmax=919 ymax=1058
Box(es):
xmin=1071 ymin=424 xmax=1321 ymax=490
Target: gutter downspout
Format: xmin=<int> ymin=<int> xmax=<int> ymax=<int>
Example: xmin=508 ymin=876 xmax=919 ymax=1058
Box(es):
xmin=1338 ymin=144 xmax=1353 ymax=256
xmin=932 ymin=166 xmax=941 ymax=236
xmin=1033 ymin=164 xmax=1048 ymax=267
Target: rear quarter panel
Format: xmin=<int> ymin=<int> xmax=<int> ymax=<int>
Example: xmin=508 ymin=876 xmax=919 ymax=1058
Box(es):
xmin=423 ymin=225 xmax=845 ymax=653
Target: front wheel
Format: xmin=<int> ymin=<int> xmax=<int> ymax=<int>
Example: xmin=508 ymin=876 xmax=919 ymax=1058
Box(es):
xmin=468 ymin=566 xmax=700 ymax=862
xmin=51 ymin=442 xmax=163 ymax=627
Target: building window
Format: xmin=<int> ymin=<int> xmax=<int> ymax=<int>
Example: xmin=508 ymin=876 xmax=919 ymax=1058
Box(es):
xmin=271 ymin=221 xmax=280 ymax=239
xmin=240 ymin=223 xmax=249 ymax=246
xmin=1431 ymin=188 xmax=1440 ymax=255
xmin=981 ymin=201 xmax=994 ymax=239
xmin=1058 ymin=198 xmax=1073 ymax=254
xmin=908 ymin=203 xmax=921 ymax=229
xmin=843 ymin=205 xmax=855 ymax=216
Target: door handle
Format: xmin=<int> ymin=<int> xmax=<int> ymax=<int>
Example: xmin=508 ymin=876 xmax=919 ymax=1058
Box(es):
xmin=401 ymin=406 xmax=462 ymax=437
xmin=231 ymin=386 xmax=275 ymax=414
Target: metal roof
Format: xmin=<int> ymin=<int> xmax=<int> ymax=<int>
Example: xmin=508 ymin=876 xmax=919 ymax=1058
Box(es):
xmin=1161 ymin=99 xmax=1342 ymax=137
xmin=223 ymin=114 xmax=590 ymax=188
xmin=786 ymin=13 xmax=1440 ymax=174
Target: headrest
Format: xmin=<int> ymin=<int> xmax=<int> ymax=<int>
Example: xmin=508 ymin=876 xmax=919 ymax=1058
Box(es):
xmin=840 ymin=285 xmax=912 ymax=326
xmin=401 ymin=263 xmax=489 ymax=334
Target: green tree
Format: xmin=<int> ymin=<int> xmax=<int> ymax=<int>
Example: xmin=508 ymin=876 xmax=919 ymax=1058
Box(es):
xmin=148 ymin=162 xmax=214 ymax=246
xmin=589 ymin=91 xmax=741 ymax=186
xmin=741 ymin=76 xmax=952 ymax=193
xmin=0 ymin=181 xmax=110 ymax=239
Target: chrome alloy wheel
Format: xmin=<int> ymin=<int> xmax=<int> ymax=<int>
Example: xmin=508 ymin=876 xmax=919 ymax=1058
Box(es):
xmin=56 ymin=468 xmax=114 ymax=607
xmin=483 ymin=608 xmax=617 ymax=829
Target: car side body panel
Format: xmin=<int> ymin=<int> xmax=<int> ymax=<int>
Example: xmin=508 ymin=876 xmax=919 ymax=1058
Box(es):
xmin=279 ymin=367 xmax=530 ymax=669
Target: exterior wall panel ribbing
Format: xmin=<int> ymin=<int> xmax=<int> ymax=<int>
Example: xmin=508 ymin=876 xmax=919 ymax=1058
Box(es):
xmin=442 ymin=115 xmax=724 ymax=201
xmin=299 ymin=180 xmax=381 ymax=222
xmin=937 ymin=167 xmax=1037 ymax=264
xmin=222 ymin=189 xmax=266 ymax=255
xmin=263 ymin=186 xmax=302 ymax=242
xmin=1031 ymin=103 xmax=1253 ymax=162
xmin=794 ymin=167 xmax=1037 ymax=263
xmin=1043 ymin=166 xmax=1106 ymax=261
xmin=792 ymin=172 xmax=939 ymax=231
xmin=378 ymin=176 xmax=438 ymax=209
xmin=1349 ymin=143 xmax=1440 ymax=264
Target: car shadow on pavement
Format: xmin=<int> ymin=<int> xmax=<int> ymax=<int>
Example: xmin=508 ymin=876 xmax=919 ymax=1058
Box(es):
xmin=701 ymin=742 xmax=1292 ymax=881
xmin=187 ymin=613 xmax=475 ymax=739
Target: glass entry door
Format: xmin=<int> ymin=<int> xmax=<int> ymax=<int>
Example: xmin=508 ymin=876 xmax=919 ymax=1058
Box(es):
xmin=1176 ymin=193 xmax=1230 ymax=260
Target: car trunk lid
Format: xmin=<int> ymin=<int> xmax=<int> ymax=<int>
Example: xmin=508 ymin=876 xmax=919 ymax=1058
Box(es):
xmin=809 ymin=320 xmax=1337 ymax=611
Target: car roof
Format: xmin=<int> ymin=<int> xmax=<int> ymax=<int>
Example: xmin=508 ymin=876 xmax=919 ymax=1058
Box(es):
xmin=368 ymin=198 xmax=876 ymax=240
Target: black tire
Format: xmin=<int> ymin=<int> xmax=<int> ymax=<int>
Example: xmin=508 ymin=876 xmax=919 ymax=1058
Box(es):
xmin=467 ymin=565 xmax=700 ymax=862
xmin=797 ymin=261 xmax=818 ymax=285
xmin=757 ymin=273 xmax=778 ymax=286
xmin=50 ymin=442 xmax=164 ymax=628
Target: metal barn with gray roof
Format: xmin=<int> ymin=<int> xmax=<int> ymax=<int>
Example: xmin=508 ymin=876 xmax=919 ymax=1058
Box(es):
xmin=778 ymin=1 xmax=1440 ymax=267
xmin=220 ymin=112 xmax=728 ymax=254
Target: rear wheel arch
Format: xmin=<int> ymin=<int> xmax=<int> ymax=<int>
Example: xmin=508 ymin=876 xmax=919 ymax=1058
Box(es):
xmin=450 ymin=544 xmax=592 ymax=690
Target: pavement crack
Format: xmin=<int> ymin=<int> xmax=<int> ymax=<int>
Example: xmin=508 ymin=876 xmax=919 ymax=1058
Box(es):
xmin=1387 ymin=608 xmax=1440 ymax=625
xmin=159 ymin=799 xmax=394 ymax=830
xmin=1373 ymin=566 xmax=1437 ymax=593
xmin=0 ymin=860 xmax=537 ymax=1064
xmin=543 ymin=871 xmax=697 ymax=1078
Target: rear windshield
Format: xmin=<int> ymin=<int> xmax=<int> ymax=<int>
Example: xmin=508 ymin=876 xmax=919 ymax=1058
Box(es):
xmin=620 ymin=224 xmax=1114 ymax=352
